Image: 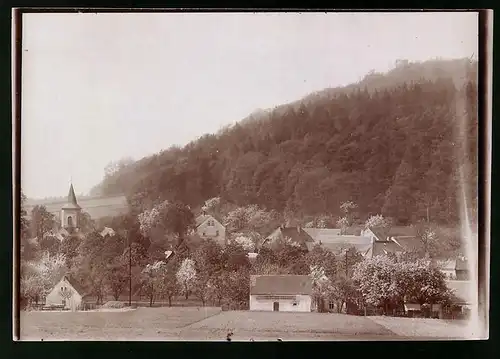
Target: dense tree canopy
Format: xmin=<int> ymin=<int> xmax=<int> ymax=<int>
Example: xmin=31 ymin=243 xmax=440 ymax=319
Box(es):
xmin=92 ymin=59 xmax=477 ymax=227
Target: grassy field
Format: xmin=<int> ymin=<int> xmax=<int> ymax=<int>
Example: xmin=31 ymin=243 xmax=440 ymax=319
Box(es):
xmin=25 ymin=195 xmax=128 ymax=220
xmin=369 ymin=316 xmax=474 ymax=339
xmin=19 ymin=307 xmax=472 ymax=341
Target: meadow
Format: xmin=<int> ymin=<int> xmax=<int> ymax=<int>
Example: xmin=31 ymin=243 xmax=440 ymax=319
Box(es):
xmin=25 ymin=195 xmax=128 ymax=220
xmin=19 ymin=307 xmax=472 ymax=341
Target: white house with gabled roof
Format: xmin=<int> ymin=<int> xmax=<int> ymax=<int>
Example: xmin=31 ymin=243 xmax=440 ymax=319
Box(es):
xmin=249 ymin=275 xmax=312 ymax=312
xmin=45 ymin=274 xmax=89 ymax=311
xmin=194 ymin=211 xmax=226 ymax=245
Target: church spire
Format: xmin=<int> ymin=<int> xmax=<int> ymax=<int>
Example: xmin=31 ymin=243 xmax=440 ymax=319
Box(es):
xmin=62 ymin=182 xmax=81 ymax=210
xmin=68 ymin=183 xmax=78 ymax=206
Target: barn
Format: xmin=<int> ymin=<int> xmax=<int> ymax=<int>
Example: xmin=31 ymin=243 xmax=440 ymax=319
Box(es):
xmin=249 ymin=275 xmax=312 ymax=312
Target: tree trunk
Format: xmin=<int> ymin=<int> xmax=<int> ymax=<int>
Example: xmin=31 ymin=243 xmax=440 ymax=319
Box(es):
xmin=168 ymin=296 xmax=172 ymax=307
xmin=184 ymin=284 xmax=189 ymax=300
xmin=150 ymin=295 xmax=153 ymax=307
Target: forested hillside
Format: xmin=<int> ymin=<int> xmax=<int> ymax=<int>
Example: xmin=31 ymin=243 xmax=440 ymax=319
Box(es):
xmin=93 ymin=58 xmax=478 ymax=226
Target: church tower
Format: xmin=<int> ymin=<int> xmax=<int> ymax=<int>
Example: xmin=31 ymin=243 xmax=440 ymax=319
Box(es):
xmin=61 ymin=183 xmax=82 ymax=231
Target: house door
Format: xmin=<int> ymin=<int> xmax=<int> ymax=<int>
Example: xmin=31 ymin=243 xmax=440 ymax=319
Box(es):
xmin=273 ymin=302 xmax=279 ymax=312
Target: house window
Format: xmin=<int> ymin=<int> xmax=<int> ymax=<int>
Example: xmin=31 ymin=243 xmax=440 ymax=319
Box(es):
xmin=208 ymin=220 xmax=214 ymax=226
xmin=329 ymin=301 xmax=335 ymax=310
xmin=216 ymin=230 xmax=219 ymax=236
xmin=67 ymin=216 xmax=73 ymax=227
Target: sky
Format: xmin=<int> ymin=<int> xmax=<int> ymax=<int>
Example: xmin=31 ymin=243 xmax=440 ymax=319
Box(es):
xmin=20 ymin=11 xmax=478 ymax=199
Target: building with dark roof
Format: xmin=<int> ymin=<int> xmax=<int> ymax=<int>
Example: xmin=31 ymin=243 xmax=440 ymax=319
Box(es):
xmin=262 ymin=225 xmax=314 ymax=251
xmin=437 ymin=257 xmax=470 ymax=280
xmin=263 ymin=225 xmax=428 ymax=259
xmin=249 ymin=275 xmax=312 ymax=312
xmin=361 ymin=226 xmax=418 ymax=242
xmin=360 ymin=226 xmax=424 ymax=257
xmin=303 ymin=229 xmax=374 ymax=256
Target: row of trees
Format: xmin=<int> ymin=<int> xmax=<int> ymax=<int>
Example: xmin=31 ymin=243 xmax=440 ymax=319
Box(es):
xmin=308 ymin=254 xmax=453 ymax=315
xmin=140 ymin=240 xmax=251 ymax=308
xmin=20 ymin=181 xmax=459 ymax=311
xmin=354 ymin=256 xmax=452 ymax=314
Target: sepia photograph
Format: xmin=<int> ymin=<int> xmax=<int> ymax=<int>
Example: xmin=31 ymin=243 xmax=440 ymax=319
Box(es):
xmin=14 ymin=9 xmax=488 ymax=341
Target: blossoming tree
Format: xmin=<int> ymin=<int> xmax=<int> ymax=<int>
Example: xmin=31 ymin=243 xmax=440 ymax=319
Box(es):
xmin=176 ymin=258 xmax=197 ymax=300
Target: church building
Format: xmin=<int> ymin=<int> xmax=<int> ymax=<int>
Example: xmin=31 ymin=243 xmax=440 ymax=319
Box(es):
xmin=60 ymin=183 xmax=82 ymax=232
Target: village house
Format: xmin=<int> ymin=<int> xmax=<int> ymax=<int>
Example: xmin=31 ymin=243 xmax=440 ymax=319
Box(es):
xmin=100 ymin=226 xmax=116 ymax=238
xmin=360 ymin=226 xmax=424 ymax=256
xmin=249 ymin=275 xmax=312 ymax=312
xmin=42 ymin=229 xmax=65 ymax=242
xmin=247 ymin=252 xmax=258 ymax=263
xmin=437 ymin=259 xmax=459 ymax=279
xmin=261 ymin=225 xmax=423 ymax=259
xmin=194 ymin=211 xmax=226 ymax=246
xmin=455 ymin=257 xmax=470 ymax=280
xmin=261 ymin=225 xmax=314 ymax=251
xmin=361 ymin=225 xmax=417 ymax=242
xmin=45 ymin=274 xmax=89 ymax=311
xmin=303 ymin=228 xmax=374 ymax=257
xmin=302 ymin=226 xmax=421 ymax=259
xmin=436 ymin=257 xmax=470 ymax=280
xmin=404 ymin=278 xmax=476 ymax=319
xmin=445 ymin=279 xmax=476 ymax=318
